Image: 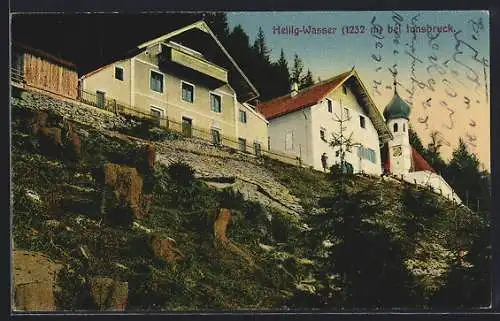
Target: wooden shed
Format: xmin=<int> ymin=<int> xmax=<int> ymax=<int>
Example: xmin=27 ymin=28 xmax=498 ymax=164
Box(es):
xmin=12 ymin=43 xmax=79 ymax=99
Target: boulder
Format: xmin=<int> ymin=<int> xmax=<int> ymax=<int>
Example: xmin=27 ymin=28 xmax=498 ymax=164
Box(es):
xmin=29 ymin=111 xmax=48 ymax=135
xmin=102 ymin=163 xmax=144 ymax=221
xmin=89 ymin=277 xmax=128 ymax=311
xmin=214 ymin=208 xmax=232 ymax=241
xmin=151 ymin=234 xmax=184 ymax=263
xmin=12 ymin=250 xmax=63 ymax=311
xmin=213 ymin=208 xmax=256 ymax=267
xmin=64 ymin=121 xmax=82 ymax=159
xmin=38 ymin=127 xmax=63 ymax=153
xmin=139 ymin=193 xmax=153 ymax=219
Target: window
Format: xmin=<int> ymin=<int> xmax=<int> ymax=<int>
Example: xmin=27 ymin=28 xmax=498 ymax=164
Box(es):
xmin=211 ymin=128 xmax=221 ymax=146
xmin=239 ymin=110 xmax=247 ymax=123
xmin=254 ymin=142 xmax=262 ymax=157
xmin=358 ymin=146 xmax=377 ymax=164
xmin=115 ymin=67 xmax=124 ymax=81
xmin=150 ymin=107 xmax=163 ymax=126
xmin=182 ymin=117 xmax=192 ymax=137
xmin=210 ymin=93 xmax=222 ymax=113
xmin=285 ymin=131 xmax=293 ymax=151
xmin=360 ymin=115 xmax=366 ymax=128
xmin=326 ymin=98 xmax=333 ymax=113
xmin=393 ymin=123 xmax=398 ymax=132
xmin=150 ymin=70 xmax=164 ymax=93
xmin=238 ymin=138 xmax=247 ymax=152
xmin=320 ymin=128 xmax=326 ymax=141
xmin=403 ymin=123 xmax=406 ymax=132
xmin=181 ymin=82 xmax=194 ymax=103
xmin=342 ymin=84 xmax=347 ymax=95
xmin=344 ymin=107 xmax=350 ymax=119
xmin=96 ymin=91 xmax=105 ymax=108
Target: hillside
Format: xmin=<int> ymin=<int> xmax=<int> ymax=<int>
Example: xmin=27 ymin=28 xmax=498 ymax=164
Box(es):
xmin=11 ymin=90 xmax=490 ymax=311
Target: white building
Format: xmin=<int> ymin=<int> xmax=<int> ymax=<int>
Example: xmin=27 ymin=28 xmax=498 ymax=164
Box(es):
xmin=257 ymin=69 xmax=392 ymax=175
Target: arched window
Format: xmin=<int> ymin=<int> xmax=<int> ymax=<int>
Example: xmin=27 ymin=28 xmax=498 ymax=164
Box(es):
xmin=393 ymin=123 xmax=398 ymax=132
xmin=403 ymin=123 xmax=406 ymax=132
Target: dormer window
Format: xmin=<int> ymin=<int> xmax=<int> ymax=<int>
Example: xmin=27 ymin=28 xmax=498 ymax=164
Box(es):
xmin=393 ymin=123 xmax=398 ymax=132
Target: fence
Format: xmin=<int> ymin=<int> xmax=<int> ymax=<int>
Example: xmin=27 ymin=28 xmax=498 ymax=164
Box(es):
xmin=11 ymin=68 xmax=25 ymax=85
xmin=78 ymin=89 xmax=301 ymax=165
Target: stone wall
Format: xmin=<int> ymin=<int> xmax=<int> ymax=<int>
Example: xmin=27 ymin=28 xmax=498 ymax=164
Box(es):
xmin=11 ymin=90 xmax=132 ymax=131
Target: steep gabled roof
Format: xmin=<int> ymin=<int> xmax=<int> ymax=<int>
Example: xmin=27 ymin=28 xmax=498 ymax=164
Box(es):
xmin=81 ymin=20 xmax=259 ymax=103
xmin=257 ymin=69 xmax=393 ymax=142
xmin=256 ymin=71 xmax=350 ymax=120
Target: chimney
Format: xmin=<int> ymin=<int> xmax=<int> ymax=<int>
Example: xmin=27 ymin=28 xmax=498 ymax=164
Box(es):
xmin=290 ymin=82 xmax=299 ymax=97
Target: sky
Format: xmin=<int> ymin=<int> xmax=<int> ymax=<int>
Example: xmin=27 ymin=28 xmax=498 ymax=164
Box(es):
xmin=227 ymin=11 xmax=490 ymax=171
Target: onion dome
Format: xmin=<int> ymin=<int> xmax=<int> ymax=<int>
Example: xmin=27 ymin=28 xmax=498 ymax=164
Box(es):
xmin=383 ymin=71 xmax=411 ymax=121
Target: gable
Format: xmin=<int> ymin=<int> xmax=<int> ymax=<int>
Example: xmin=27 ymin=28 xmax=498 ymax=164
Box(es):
xmin=81 ymin=21 xmax=258 ymax=103
xmin=137 ymin=21 xmax=259 ymax=103
xmin=257 ymin=70 xmax=392 ymax=143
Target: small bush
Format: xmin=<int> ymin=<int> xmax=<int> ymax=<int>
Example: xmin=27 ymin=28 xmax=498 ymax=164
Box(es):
xmin=217 ymin=188 xmax=245 ymax=210
xmin=167 ymin=162 xmax=195 ymax=186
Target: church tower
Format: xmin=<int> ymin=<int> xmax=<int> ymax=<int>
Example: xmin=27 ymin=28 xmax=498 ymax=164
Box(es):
xmin=383 ymin=72 xmax=412 ymax=175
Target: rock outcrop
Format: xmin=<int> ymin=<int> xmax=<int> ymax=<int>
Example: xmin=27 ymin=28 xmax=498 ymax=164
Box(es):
xmin=144 ymin=144 xmax=156 ymax=169
xmin=102 ymin=163 xmax=145 ymax=222
xmin=213 ymin=208 xmax=256 ymax=267
xmin=12 ymin=250 xmax=63 ymax=311
xmin=64 ymin=120 xmax=82 ymax=159
xmin=155 ymin=139 xmax=303 ymax=217
xmin=151 ymin=234 xmax=184 ymax=263
xmin=89 ymin=277 xmax=128 ymax=311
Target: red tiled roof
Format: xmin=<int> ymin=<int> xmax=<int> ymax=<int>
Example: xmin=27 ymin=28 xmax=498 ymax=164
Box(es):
xmin=256 ymin=71 xmax=351 ymax=120
xmin=410 ymin=147 xmax=435 ymax=173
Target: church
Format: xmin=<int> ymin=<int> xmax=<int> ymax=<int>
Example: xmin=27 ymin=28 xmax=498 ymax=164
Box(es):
xmin=381 ymin=78 xmax=462 ymax=203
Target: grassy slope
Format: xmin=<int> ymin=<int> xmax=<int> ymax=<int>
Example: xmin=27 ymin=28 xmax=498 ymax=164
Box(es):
xmin=11 ymin=105 xmax=488 ymax=310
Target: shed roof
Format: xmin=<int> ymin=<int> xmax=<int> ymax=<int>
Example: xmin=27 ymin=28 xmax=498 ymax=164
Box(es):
xmin=13 ymin=42 xmax=77 ymax=70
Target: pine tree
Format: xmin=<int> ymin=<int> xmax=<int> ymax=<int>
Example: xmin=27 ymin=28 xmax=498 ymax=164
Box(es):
xmin=253 ymin=27 xmax=271 ymax=63
xmin=408 ymin=127 xmax=425 ymax=156
xmin=273 ymin=49 xmax=291 ymax=97
xmin=300 ymin=69 xmax=315 ymax=89
xmin=444 ymin=139 xmax=486 ymax=211
xmin=291 ymin=54 xmax=304 ymax=84
xmin=228 ymin=25 xmax=252 ymax=79
xmin=203 ymin=12 xmax=230 ymax=45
